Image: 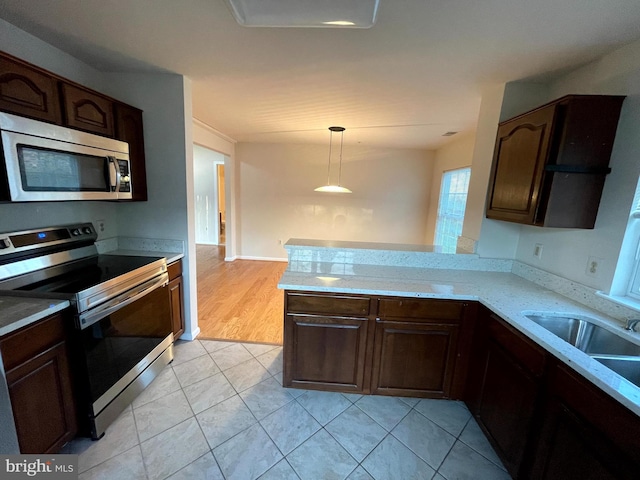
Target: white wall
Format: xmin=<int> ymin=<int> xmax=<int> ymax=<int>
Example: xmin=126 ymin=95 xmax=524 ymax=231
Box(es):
xmin=425 ymin=132 xmax=476 ymax=244
xmin=103 ymin=74 xmax=198 ymax=339
xmin=0 ymin=19 xmax=118 ymax=237
xmin=193 ymin=144 xmax=224 ymax=244
xmin=462 ymin=84 xmax=522 ymax=258
xmin=236 ymin=143 xmax=434 ymax=259
xmin=513 ymin=38 xmax=640 ymax=291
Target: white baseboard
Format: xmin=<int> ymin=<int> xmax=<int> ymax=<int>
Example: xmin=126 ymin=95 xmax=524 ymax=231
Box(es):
xmin=237 ymin=255 xmax=288 ymax=262
xmin=179 ymin=326 xmax=201 ymax=341
xmin=224 ymin=255 xmax=238 ymax=261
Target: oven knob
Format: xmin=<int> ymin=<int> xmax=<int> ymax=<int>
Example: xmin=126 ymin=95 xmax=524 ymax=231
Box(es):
xmin=0 ymin=238 xmax=10 ymax=249
xmin=71 ymin=229 xmax=81 ymax=236
xmin=83 ymin=227 xmax=92 ymax=235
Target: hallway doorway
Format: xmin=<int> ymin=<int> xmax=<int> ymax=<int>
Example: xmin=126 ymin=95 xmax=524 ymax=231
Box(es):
xmin=193 ymin=144 xmax=226 ymax=246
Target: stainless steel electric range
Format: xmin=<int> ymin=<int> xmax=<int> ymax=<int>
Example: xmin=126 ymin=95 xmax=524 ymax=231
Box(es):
xmin=0 ymin=223 xmax=174 ymax=439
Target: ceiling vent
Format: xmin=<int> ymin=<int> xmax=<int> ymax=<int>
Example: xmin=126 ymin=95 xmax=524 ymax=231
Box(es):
xmin=442 ymin=131 xmax=458 ymax=137
xmin=224 ymin=0 xmax=380 ymax=28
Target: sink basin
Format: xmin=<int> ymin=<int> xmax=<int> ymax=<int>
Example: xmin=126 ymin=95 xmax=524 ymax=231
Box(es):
xmin=525 ymin=313 xmax=640 ymax=387
xmin=591 ymin=356 xmax=640 ymax=388
xmin=525 ymin=314 xmax=640 ymax=357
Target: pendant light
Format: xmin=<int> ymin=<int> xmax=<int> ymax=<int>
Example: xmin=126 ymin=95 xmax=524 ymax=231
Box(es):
xmin=315 ymin=126 xmax=352 ymax=193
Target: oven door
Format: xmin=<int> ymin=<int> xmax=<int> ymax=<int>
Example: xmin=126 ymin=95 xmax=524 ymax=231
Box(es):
xmin=76 ymin=274 xmax=172 ymax=417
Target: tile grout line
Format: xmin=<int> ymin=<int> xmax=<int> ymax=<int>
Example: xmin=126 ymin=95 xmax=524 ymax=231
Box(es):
xmin=75 ymin=340 xmax=509 ymax=480
xmin=128 ymin=403 xmax=151 ymax=480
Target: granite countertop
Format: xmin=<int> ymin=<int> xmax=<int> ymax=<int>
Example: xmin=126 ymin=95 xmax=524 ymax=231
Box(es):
xmin=0 ymin=296 xmax=70 ymax=337
xmin=278 ymin=261 xmax=640 ymax=416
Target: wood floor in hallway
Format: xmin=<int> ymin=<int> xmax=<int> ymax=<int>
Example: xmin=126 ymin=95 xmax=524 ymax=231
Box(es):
xmin=196 ymin=244 xmax=288 ymax=345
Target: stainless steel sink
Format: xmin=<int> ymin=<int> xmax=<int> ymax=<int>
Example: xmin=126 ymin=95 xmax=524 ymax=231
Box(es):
xmin=525 ymin=314 xmax=640 ymax=356
xmin=590 ymin=356 xmax=640 ymax=388
xmin=525 ymin=314 xmax=640 ymax=386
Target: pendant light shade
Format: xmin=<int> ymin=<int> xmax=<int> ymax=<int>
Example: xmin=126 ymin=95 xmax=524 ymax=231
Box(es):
xmin=315 ymin=126 xmax=352 ymax=194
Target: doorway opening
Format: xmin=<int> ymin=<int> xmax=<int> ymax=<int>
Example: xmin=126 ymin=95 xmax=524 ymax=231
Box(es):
xmin=193 ymin=144 xmax=226 ymax=247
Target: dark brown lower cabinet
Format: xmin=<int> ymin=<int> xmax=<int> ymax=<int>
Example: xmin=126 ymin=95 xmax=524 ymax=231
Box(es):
xmin=466 ymin=313 xmax=546 ymax=478
xmin=168 ymin=260 xmax=185 ymax=339
xmin=0 ymin=312 xmax=77 ymax=453
xmin=371 ymin=297 xmax=468 ymax=398
xmin=283 ymin=313 xmax=370 ymax=392
xmin=283 ymin=292 xmax=468 ymax=397
xmin=371 ymin=320 xmax=458 ymax=397
xmin=529 ymin=365 xmax=640 ymax=480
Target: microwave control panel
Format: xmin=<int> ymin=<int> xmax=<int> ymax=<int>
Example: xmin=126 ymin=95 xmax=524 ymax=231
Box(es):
xmin=118 ymin=159 xmax=131 ymax=192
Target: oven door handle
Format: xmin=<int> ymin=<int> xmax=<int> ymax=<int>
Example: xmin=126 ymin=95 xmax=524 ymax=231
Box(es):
xmin=77 ymin=272 xmax=169 ymax=330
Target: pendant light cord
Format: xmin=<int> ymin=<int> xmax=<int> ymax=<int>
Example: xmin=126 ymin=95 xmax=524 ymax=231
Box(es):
xmin=326 ymin=129 xmax=334 ymax=185
xmin=338 ymin=129 xmax=344 ymax=186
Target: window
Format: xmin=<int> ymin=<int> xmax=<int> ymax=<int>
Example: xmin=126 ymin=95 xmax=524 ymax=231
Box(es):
xmin=434 ymin=167 xmax=471 ymax=253
xmin=604 ymin=181 xmax=640 ymax=309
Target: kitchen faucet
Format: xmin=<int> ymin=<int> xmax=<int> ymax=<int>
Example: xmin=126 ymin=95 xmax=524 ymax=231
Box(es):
xmin=624 ymin=319 xmax=640 ymax=332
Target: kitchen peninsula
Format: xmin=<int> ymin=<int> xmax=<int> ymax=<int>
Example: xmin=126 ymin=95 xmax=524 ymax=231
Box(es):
xmin=278 ymin=239 xmax=640 ymax=479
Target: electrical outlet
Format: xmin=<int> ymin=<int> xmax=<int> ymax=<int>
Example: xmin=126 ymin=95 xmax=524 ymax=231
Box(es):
xmin=586 ymin=256 xmax=603 ymax=277
xmin=278 ymin=239 xmax=283 ymax=245
xmin=533 ymin=243 xmax=543 ymax=260
xmin=95 ymin=219 xmax=105 ymax=233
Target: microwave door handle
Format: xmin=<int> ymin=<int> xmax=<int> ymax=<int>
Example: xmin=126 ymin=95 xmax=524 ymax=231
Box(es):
xmin=77 ymin=273 xmax=169 ymax=329
xmin=107 ymin=157 xmax=120 ymax=192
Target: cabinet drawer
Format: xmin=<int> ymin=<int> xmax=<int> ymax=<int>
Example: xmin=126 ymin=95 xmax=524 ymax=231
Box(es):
xmin=378 ymin=298 xmax=464 ymax=322
xmin=488 ymin=315 xmax=546 ymax=376
xmin=286 ymin=292 xmax=370 ymax=316
xmin=167 ymin=260 xmax=182 ymax=281
xmin=0 ymin=312 xmax=66 ymax=372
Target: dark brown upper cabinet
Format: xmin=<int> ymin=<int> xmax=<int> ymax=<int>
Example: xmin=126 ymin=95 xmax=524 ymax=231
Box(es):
xmin=114 ymin=103 xmax=148 ymax=201
xmin=0 ymin=50 xmax=148 ymax=202
xmin=486 ymin=95 xmax=625 ymax=228
xmin=60 ymin=82 xmax=114 ymax=137
xmin=0 ymin=54 xmax=62 ymax=124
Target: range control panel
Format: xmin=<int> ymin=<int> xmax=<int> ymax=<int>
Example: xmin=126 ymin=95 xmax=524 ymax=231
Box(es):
xmin=0 ymin=223 xmax=97 ymax=257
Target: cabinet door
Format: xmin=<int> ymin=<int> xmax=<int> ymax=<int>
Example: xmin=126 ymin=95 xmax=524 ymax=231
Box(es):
xmin=486 ymin=104 xmax=556 ymax=225
xmin=370 ymin=320 xmax=459 ymax=397
xmin=467 ymin=315 xmax=546 ymax=478
xmin=0 ymin=54 xmax=62 ymax=124
xmin=530 ymin=365 xmax=640 ymax=480
xmin=169 ymin=276 xmax=185 ymax=339
xmin=61 ymin=82 xmax=114 ymax=136
xmin=283 ymin=314 xmax=370 ymax=392
xmin=476 ymin=340 xmax=539 ymax=476
xmin=6 ymin=342 xmax=77 ymax=453
xmin=114 ymin=103 xmax=148 ymax=201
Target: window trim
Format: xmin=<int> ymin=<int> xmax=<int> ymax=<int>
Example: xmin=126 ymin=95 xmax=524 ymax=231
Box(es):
xmin=434 ymin=167 xmax=471 ymax=254
xmin=604 ymin=183 xmax=640 ymax=311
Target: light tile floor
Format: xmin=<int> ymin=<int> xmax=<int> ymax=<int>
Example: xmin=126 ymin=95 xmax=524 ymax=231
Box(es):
xmin=63 ymin=339 xmax=512 ymax=480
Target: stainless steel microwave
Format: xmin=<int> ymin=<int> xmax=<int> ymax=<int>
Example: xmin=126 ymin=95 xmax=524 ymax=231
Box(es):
xmin=0 ymin=112 xmax=132 ymax=201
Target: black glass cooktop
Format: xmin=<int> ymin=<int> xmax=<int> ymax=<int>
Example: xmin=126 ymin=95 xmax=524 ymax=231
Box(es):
xmin=16 ymin=254 xmax=164 ymax=295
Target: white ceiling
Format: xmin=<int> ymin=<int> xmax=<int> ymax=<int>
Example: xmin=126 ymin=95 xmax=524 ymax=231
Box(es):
xmin=1 ymin=0 xmax=640 ymax=149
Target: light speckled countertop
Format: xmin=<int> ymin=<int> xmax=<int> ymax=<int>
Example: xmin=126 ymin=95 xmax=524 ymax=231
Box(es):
xmin=279 ymin=245 xmax=640 ymax=417
xmin=0 ymin=296 xmax=70 ymax=337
